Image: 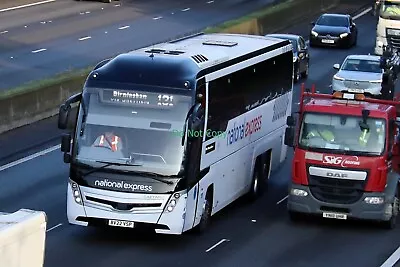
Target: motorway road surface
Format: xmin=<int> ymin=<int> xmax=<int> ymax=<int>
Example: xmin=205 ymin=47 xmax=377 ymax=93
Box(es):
xmin=0 ymin=0 xmax=282 ymax=90
xmin=1 ymin=7 xmax=400 ymax=267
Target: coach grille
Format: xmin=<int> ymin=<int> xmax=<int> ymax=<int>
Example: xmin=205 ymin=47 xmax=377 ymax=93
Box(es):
xmin=85 ymin=196 xmax=162 ymax=210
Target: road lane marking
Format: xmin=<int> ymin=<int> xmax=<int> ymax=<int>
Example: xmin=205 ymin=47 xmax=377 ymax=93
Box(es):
xmin=153 ymin=16 xmax=163 ymax=20
xmin=380 ymin=246 xmax=400 ymax=267
xmin=207 ymin=0 xmax=214 ymax=3
xmin=78 ymin=36 xmax=91 ymax=41
xmin=0 ymin=31 xmax=8 ymax=34
xmin=0 ymin=5 xmax=376 ymax=171
xmin=118 ymin=26 xmax=130 ymax=30
xmin=47 ymin=223 xmax=63 ymax=232
xmin=32 ymin=48 xmax=47 ymax=53
xmin=0 ymin=0 xmax=56 ymax=13
xmin=205 ymin=239 xmax=230 ymax=252
xmin=181 ymin=8 xmax=190 ymax=12
xmin=0 ymin=144 xmax=60 ymax=172
xmin=353 ymin=7 xmax=372 ymax=20
xmin=276 ymin=195 xmax=288 ymax=205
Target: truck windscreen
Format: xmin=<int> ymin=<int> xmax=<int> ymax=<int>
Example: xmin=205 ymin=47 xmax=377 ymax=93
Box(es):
xmin=380 ymin=1 xmax=400 ymax=19
xmin=73 ymin=88 xmax=192 ymax=176
xmin=298 ymin=113 xmax=386 ymax=156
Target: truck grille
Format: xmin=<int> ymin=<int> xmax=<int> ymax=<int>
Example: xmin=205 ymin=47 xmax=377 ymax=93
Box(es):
xmin=308 ymin=175 xmax=366 ymax=204
xmin=343 ymin=80 xmax=371 ymax=89
xmin=387 ymin=28 xmax=400 ymax=49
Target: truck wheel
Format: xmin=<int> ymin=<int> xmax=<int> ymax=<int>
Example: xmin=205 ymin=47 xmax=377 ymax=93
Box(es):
xmin=382 ymin=187 xmax=399 ymax=230
xmin=194 ymin=190 xmax=212 ymax=234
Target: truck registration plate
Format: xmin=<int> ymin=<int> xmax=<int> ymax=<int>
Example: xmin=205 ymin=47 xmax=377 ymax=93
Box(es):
xmin=108 ymin=219 xmax=135 ymax=228
xmin=322 ymin=212 xmax=347 ymax=220
xmin=321 ymin=39 xmax=334 ymax=44
xmin=348 ymin=88 xmax=364 ymax=93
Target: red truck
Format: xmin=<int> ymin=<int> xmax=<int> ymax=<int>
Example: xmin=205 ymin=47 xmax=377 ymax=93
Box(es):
xmin=284 ymin=84 xmax=400 ymax=229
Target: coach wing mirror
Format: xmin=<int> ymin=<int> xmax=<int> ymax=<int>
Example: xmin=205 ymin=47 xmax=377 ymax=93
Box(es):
xmin=58 ymin=104 xmax=71 ymax=129
xmin=333 ymin=64 xmax=340 ymax=70
xmin=284 ymin=127 xmax=295 ymax=147
xmin=61 ymin=133 xmax=71 ymax=153
xmin=58 ymin=93 xmax=82 ymax=129
xmin=286 ymin=115 xmax=295 ymax=127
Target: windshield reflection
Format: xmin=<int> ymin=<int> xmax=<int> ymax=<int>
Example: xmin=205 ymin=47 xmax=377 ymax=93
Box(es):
xmin=73 ymin=87 xmax=193 ymax=176
xmin=298 ymin=113 xmax=386 ymax=156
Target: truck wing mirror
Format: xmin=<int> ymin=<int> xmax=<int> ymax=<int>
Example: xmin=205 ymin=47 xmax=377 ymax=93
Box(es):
xmin=284 ymin=127 xmax=295 ymax=147
xmin=286 ymin=115 xmax=295 ymax=126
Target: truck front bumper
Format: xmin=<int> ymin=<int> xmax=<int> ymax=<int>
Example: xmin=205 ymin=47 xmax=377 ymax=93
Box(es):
xmin=287 ymin=184 xmax=391 ymax=221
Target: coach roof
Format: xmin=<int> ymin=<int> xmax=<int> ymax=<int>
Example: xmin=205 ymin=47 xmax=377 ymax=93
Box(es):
xmin=86 ymin=33 xmax=291 ymax=89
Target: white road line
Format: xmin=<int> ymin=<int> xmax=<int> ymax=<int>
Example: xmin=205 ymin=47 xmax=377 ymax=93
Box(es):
xmin=353 ymin=7 xmax=372 ymax=20
xmin=85 ymin=11 xmax=90 ymax=14
xmin=31 ymin=48 xmax=47 ymax=53
xmin=205 ymin=239 xmax=230 ymax=252
xmin=0 ymin=30 xmax=8 ymax=34
xmin=0 ymin=5 xmax=376 ymax=172
xmin=0 ymin=144 xmax=60 ymax=172
xmin=380 ymin=246 xmax=400 ymax=267
xmin=118 ymin=26 xmax=130 ymax=30
xmin=207 ymin=0 xmax=214 ymax=3
xmin=47 ymin=223 xmax=63 ymax=232
xmin=153 ymin=16 xmax=163 ymax=20
xmin=0 ymin=0 xmax=55 ymax=13
xmin=78 ymin=36 xmax=91 ymax=41
xmin=181 ymin=8 xmax=190 ymax=12
xmin=276 ymin=195 xmax=288 ymax=205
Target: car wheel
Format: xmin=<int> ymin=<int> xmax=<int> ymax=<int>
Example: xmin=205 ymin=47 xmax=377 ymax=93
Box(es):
xmin=301 ymin=60 xmax=309 ymax=78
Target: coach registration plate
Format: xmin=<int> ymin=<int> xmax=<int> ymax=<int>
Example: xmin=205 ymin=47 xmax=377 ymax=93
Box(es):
xmin=321 ymin=39 xmax=334 ymax=44
xmin=322 ymin=212 xmax=347 ymax=220
xmin=108 ymin=219 xmax=135 ymax=228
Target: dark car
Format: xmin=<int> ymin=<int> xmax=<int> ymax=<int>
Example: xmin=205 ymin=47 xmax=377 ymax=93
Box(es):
xmin=309 ymin=13 xmax=357 ymax=48
xmin=266 ymin=34 xmax=310 ymax=83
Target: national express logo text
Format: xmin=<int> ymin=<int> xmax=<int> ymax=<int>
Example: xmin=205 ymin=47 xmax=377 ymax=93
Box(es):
xmin=94 ymin=179 xmax=153 ymax=192
xmin=226 ymin=115 xmax=262 ymax=145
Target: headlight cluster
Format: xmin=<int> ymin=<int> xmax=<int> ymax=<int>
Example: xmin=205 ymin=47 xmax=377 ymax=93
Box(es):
xmin=311 ymin=31 xmax=318 ymax=37
xmin=164 ymin=193 xmax=181 ymax=212
xmin=70 ymin=179 xmax=83 ymax=205
xmin=340 ymin=33 xmax=349 ymax=38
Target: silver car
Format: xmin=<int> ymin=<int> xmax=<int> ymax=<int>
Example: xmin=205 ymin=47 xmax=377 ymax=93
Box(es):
xmin=332 ymin=55 xmax=383 ymax=96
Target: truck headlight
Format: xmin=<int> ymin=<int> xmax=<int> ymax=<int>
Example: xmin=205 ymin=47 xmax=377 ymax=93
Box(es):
xmin=311 ymin=31 xmax=318 ymax=37
xmin=340 ymin=33 xmax=349 ymax=38
xmin=364 ymin=197 xmax=384 ymax=204
xmin=164 ymin=193 xmax=181 ymax=212
xmin=69 ymin=179 xmax=83 ymax=205
xmin=290 ymin=188 xmax=308 ymax=197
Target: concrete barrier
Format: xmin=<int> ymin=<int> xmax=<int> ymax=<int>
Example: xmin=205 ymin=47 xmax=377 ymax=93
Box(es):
xmin=0 ymin=0 xmax=371 ymax=135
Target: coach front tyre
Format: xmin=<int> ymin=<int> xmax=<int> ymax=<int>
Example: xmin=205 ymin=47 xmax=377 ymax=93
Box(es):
xmin=194 ymin=190 xmax=213 ymax=234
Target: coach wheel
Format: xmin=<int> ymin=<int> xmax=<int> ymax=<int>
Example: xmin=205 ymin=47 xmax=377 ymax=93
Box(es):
xmin=195 ymin=191 xmax=212 ymax=233
xmin=248 ymin=160 xmax=265 ymax=201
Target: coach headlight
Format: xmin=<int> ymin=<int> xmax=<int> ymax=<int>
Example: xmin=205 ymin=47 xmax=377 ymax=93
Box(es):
xmin=165 ymin=192 xmax=181 ymax=212
xmin=69 ymin=179 xmax=83 ymax=205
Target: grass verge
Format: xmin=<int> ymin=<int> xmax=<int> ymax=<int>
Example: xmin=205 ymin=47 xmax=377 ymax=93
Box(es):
xmin=0 ymin=66 xmax=93 ymax=100
xmin=203 ymin=0 xmax=294 ymax=33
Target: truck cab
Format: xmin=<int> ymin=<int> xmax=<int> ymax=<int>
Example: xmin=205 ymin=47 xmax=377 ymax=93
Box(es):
xmin=375 ymin=0 xmax=400 ymax=55
xmin=284 ymin=84 xmax=400 ymax=229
